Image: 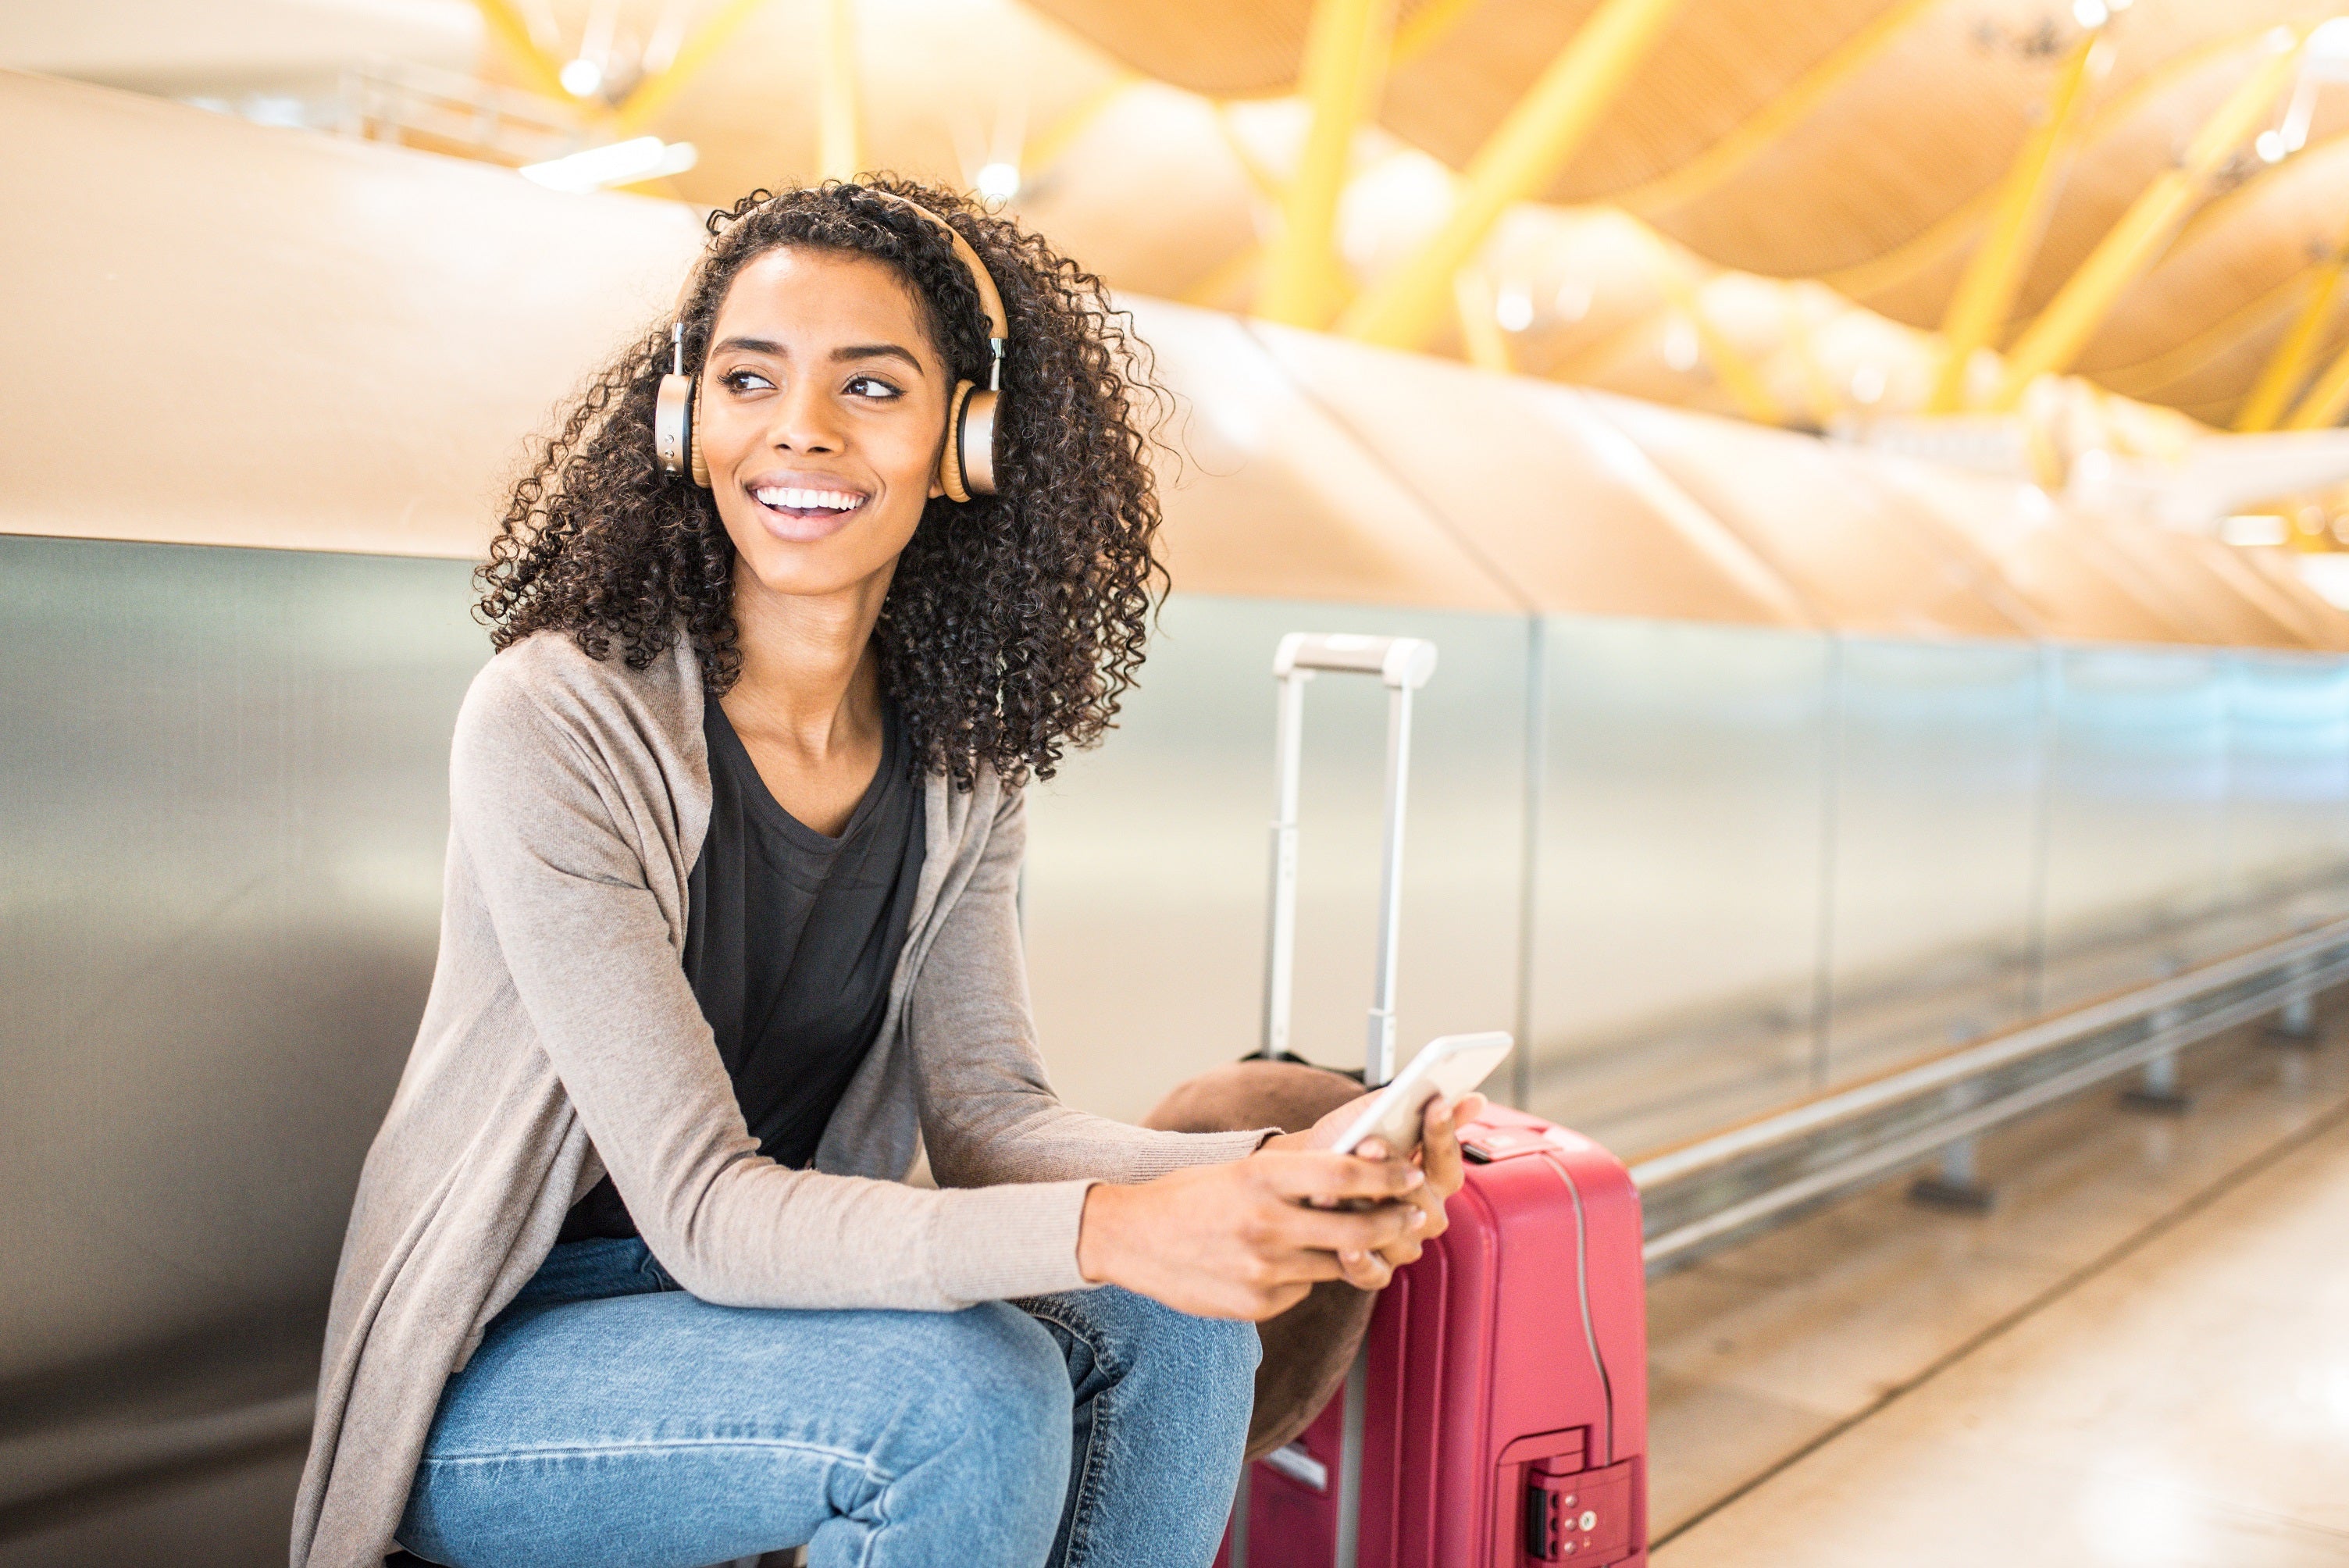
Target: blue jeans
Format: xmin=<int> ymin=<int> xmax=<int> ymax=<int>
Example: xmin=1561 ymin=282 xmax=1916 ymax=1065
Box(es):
xmin=395 ymin=1238 xmax=1256 ymax=1568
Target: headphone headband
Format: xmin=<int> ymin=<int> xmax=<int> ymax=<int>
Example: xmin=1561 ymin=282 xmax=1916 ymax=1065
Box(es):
xmin=856 ymin=187 xmax=1009 ymax=373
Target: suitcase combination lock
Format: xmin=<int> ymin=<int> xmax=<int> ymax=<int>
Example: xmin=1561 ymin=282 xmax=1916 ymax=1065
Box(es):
xmin=1522 ymin=1457 xmax=1637 ymax=1564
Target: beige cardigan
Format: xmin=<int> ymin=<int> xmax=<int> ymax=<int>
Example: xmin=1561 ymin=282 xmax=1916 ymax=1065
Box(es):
xmin=291 ymin=631 xmax=1267 ymax=1568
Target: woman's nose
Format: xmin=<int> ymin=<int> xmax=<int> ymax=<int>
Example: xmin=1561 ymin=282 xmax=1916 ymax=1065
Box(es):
xmin=765 ymin=384 xmax=844 ymax=453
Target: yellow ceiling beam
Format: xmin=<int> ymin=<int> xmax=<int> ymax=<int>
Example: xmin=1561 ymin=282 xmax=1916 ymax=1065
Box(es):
xmin=1392 ymin=0 xmax=1484 ymax=65
xmin=1658 ymin=273 xmax=1788 ymax=425
xmin=1620 ymin=0 xmax=1941 ymax=216
xmin=818 ymin=0 xmax=861 ymax=181
xmin=1182 ymin=244 xmax=1264 ymax=308
xmin=1335 ymin=0 xmax=1691 ymax=350
xmin=1021 ymin=73 xmax=1139 ymax=177
xmin=470 ymin=0 xmax=576 ymax=107
xmin=1453 ymin=270 xmax=1515 ymax=373
xmin=1927 ymin=31 xmax=2107 ymax=412
xmin=1259 ymin=0 xmax=1398 ymax=327
xmin=2286 ymin=333 xmax=2349 ymax=429
xmin=1214 ymin=106 xmax=1287 ymax=205
xmin=616 ymin=0 xmax=775 ymax=134
xmin=2236 ymin=246 xmax=2347 ymax=431
xmin=1991 ymin=30 xmax=2305 ymax=410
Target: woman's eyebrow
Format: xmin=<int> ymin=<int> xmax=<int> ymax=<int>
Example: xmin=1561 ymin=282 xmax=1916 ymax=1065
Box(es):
xmin=711 ymin=335 xmax=786 ymax=358
xmin=832 ymin=343 xmax=926 ymax=374
xmin=710 ymin=336 xmax=928 ymax=374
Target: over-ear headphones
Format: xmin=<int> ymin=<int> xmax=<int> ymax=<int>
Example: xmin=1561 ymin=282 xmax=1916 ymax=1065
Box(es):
xmin=653 ymin=187 xmax=1009 ymax=503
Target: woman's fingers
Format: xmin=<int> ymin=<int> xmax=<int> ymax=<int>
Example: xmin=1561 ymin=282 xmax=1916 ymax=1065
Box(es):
xmin=1419 ymin=1098 xmax=1464 ymax=1196
xmin=1336 ymin=1248 xmax=1394 ymax=1291
xmin=1417 ymin=1091 xmax=1488 ymax=1195
xmin=1254 ymin=1149 xmax=1424 ymax=1205
xmin=1271 ymin=1194 xmax=1418 ymax=1254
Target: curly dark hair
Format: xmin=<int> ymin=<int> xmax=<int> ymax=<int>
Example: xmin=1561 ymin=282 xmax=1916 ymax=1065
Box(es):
xmin=476 ymin=176 xmax=1170 ymax=788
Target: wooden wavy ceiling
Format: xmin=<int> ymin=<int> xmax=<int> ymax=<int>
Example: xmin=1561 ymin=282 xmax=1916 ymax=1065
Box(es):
xmin=509 ymin=0 xmax=2349 ymax=429
xmin=1014 ymin=0 xmax=2349 ymax=425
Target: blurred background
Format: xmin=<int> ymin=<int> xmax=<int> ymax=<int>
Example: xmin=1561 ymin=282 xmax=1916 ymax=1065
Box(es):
xmin=6 ymin=0 xmax=2349 ymax=1563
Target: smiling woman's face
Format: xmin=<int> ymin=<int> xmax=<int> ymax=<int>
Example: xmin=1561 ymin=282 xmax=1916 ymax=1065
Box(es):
xmin=696 ymin=245 xmax=951 ymax=601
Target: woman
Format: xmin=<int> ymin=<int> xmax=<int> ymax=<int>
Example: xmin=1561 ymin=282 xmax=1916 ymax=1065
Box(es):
xmin=293 ymin=178 xmax=1481 ymax=1568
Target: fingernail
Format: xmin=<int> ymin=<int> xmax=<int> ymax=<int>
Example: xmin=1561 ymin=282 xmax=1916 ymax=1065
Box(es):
xmin=1406 ymin=1168 xmax=1425 ymax=1188
xmin=1408 ymin=1208 xmax=1428 ymax=1228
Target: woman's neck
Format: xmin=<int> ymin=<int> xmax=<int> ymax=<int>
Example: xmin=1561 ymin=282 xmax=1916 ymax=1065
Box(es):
xmin=718 ymin=566 xmax=893 ymax=830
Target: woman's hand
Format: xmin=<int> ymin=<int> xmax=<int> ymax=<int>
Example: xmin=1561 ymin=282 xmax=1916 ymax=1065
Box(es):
xmin=1260 ymin=1090 xmax=1490 ymax=1282
xmin=1075 ymin=1153 xmax=1426 ymax=1320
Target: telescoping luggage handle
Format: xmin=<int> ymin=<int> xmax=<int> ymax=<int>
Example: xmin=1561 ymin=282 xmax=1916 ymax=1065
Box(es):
xmin=1261 ymin=633 xmax=1439 ymax=1089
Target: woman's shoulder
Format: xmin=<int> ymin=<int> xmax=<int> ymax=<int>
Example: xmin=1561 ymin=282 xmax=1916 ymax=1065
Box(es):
xmin=470 ymin=628 xmax=697 ymax=713
xmin=456 ymin=629 xmax=704 ymax=772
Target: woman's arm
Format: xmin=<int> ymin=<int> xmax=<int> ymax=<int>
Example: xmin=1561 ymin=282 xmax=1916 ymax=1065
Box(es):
xmin=907 ymin=786 xmax=1274 ymax=1187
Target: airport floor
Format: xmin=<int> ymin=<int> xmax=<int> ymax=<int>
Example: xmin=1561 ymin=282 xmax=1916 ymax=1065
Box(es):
xmin=1648 ymin=1014 xmax=2349 ymax=1566
xmin=4 ymin=1020 xmax=2343 ymax=1568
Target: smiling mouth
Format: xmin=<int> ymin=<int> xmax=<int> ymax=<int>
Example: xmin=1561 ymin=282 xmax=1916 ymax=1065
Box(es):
xmin=750 ymin=484 xmax=869 ymax=522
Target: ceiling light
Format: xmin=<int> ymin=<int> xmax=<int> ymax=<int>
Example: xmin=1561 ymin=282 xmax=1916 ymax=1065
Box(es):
xmin=2222 ymin=514 xmax=2290 ymax=547
xmin=558 ymin=57 xmax=604 ymax=98
xmin=2257 ymin=130 xmax=2290 ymax=162
xmin=1662 ymin=319 xmax=1700 ymax=372
xmin=975 ymin=161 xmax=1021 ymax=202
xmin=2311 ymin=16 xmax=2349 ymax=70
xmin=2072 ymin=0 xmax=2108 ymax=29
xmin=1494 ymin=285 xmax=1535 ymax=333
xmin=520 ymin=137 xmax=697 ymax=193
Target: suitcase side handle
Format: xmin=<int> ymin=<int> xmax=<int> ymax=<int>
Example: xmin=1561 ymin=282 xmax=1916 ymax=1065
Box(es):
xmin=1260 ymin=633 xmax=1439 ymax=1087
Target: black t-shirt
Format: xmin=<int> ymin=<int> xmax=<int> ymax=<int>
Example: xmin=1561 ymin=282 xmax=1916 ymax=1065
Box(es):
xmin=558 ymin=693 xmax=926 ymax=1243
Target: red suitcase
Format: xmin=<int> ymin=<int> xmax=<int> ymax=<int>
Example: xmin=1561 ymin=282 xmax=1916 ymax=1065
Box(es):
xmin=1219 ymin=633 xmax=1649 ymax=1568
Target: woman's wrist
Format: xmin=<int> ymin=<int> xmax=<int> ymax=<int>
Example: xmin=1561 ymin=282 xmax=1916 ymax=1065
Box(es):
xmin=1075 ymin=1181 xmax=1131 ymax=1285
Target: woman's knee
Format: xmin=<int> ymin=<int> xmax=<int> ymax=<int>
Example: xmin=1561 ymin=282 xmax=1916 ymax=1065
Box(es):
xmin=899 ymin=1302 xmax=1074 ymax=1474
xmin=1045 ymin=1286 xmax=1260 ymax=1409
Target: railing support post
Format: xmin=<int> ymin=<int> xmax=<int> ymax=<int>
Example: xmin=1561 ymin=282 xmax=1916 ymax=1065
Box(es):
xmin=2121 ymin=1007 xmax=2193 ymax=1113
xmin=1909 ymin=1134 xmax=1995 ymax=1212
xmin=2267 ymin=959 xmax=2319 ymax=1044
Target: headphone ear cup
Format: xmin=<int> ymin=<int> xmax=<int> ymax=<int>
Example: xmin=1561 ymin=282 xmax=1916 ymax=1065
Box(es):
xmin=654 ymin=372 xmax=694 ymax=479
xmin=690 ymin=420 xmax=710 ymax=489
xmin=939 ymin=381 xmax=976 ymax=504
xmin=958 ymin=387 xmax=999 ymax=497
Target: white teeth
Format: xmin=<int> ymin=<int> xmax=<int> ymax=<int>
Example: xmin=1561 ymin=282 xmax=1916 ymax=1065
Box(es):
xmin=753 ymin=486 xmax=862 ymax=511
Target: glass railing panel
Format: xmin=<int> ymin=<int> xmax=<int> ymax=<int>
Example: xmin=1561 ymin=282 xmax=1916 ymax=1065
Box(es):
xmin=1524 ymin=617 xmax=1832 ymax=1156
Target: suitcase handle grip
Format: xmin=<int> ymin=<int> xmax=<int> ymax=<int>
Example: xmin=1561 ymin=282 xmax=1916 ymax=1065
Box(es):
xmin=1261 ymin=633 xmax=1438 ymax=1086
xmin=1274 ymin=633 xmax=1438 ymax=690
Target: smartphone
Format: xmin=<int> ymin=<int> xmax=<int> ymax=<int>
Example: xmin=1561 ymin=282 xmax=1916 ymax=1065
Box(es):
xmin=1328 ymin=1032 xmax=1513 ymax=1159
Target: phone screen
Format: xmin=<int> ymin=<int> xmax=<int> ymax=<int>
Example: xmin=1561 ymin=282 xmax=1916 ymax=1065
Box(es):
xmin=1329 ymin=1032 xmax=1512 ymax=1158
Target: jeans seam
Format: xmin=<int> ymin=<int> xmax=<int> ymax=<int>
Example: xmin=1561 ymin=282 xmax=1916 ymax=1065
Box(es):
xmin=419 ymin=1436 xmax=893 ymax=1482
xmin=1017 ymin=1298 xmax=1125 ymax=1568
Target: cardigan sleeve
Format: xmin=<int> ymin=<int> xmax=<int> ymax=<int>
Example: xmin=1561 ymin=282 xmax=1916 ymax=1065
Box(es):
xmin=907 ymin=785 xmax=1274 ymax=1192
xmin=447 ymin=660 xmax=1097 ymax=1310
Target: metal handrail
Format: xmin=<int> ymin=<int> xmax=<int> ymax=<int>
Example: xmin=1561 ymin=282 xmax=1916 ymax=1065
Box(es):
xmin=1631 ymin=914 xmax=2349 ymax=1271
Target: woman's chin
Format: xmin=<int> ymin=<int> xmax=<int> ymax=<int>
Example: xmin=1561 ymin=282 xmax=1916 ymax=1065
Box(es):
xmin=730 ymin=540 xmax=902 ymax=604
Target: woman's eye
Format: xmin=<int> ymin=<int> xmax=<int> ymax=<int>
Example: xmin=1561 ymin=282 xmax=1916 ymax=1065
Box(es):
xmin=722 ymin=369 xmax=774 ymax=393
xmin=845 ymin=376 xmax=902 ymax=401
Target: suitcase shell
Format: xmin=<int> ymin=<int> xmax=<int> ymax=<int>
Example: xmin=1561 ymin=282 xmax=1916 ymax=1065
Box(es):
xmin=1218 ymin=1105 xmax=1648 ymax=1568
xmin=1226 ymin=632 xmax=1648 ymax=1566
